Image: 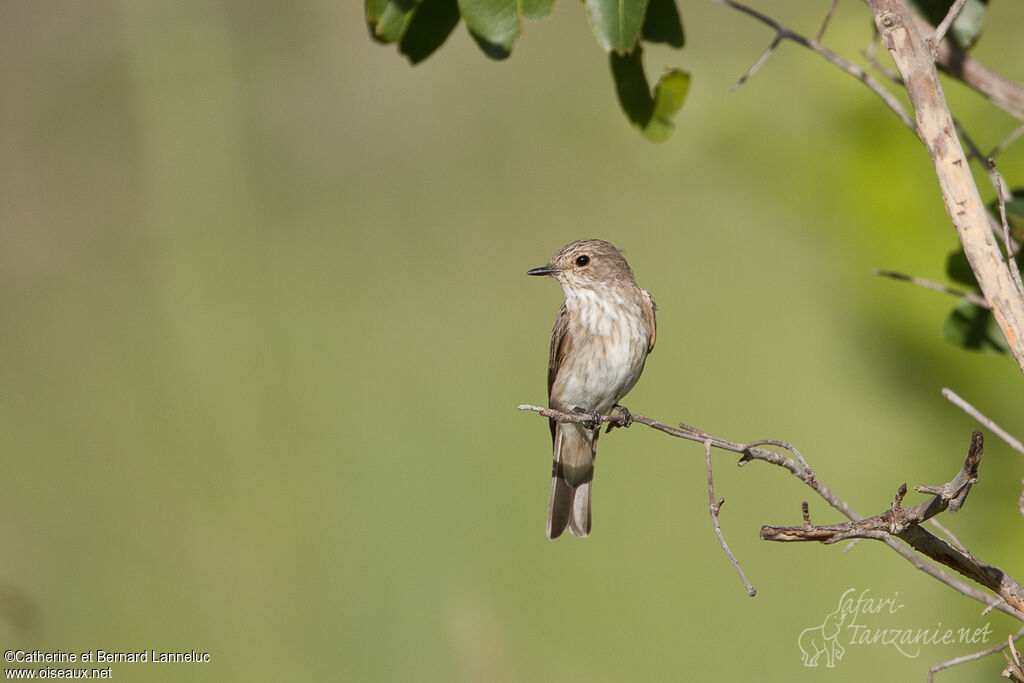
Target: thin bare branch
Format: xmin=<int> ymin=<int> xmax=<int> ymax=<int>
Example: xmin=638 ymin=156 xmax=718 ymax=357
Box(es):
xmin=815 ymin=0 xmax=840 ymax=43
xmin=928 ymin=625 xmax=1024 ymax=682
xmin=704 ymin=439 xmax=757 ymax=596
xmin=991 ymin=123 xmax=1024 ymax=158
xmin=927 ymin=518 xmax=967 ymax=554
xmin=762 ymin=431 xmax=1024 ymax=616
xmin=871 ymin=268 xmax=990 ymax=308
xmin=942 ymin=387 xmax=1024 ymax=455
xmin=954 ymin=121 xmax=1021 ymax=244
xmin=863 ymin=39 xmax=902 ymax=83
xmin=988 ymin=160 xmax=1024 ymax=296
xmin=518 ymin=404 xmax=1022 ymax=618
xmin=732 ymin=35 xmax=783 ymax=90
xmin=930 ymin=0 xmax=968 ymax=51
xmin=1006 ymin=633 xmax=1024 ymax=682
xmin=714 ymin=0 xmax=914 ymax=130
xmin=913 ymin=12 xmax=1024 ymax=120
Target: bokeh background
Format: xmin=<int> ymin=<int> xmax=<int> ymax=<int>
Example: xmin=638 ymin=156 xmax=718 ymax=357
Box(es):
xmin=2 ymin=1 xmax=1023 ymax=680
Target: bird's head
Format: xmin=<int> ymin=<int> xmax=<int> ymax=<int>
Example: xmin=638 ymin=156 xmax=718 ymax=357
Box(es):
xmin=526 ymin=239 xmax=635 ymax=295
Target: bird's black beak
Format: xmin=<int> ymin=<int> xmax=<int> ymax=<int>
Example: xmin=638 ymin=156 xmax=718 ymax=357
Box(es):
xmin=527 ymin=264 xmax=558 ymax=276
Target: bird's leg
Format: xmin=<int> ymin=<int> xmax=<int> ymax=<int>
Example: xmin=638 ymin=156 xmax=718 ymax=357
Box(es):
xmin=606 ymin=403 xmax=633 ymax=432
xmin=571 ymin=406 xmax=603 ymax=431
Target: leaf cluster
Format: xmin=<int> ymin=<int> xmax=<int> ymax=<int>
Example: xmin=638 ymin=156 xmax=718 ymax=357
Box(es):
xmin=366 ymin=0 xmax=690 ymax=141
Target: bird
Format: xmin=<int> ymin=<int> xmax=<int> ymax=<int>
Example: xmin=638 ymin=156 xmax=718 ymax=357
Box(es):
xmin=527 ymin=239 xmax=656 ymax=539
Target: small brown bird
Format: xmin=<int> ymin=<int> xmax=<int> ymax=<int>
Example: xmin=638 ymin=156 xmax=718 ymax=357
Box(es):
xmin=527 ymin=240 xmax=656 ymax=539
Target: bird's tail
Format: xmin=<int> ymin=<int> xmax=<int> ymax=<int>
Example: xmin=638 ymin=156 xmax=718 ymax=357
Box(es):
xmin=547 ymin=424 xmax=597 ymax=539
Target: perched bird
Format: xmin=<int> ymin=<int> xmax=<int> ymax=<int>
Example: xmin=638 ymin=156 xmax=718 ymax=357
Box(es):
xmin=527 ymin=240 xmax=656 ymax=539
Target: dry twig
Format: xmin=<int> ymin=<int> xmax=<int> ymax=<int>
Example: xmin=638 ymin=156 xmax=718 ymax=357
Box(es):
xmin=517 ymin=404 xmax=1022 ymax=620
xmin=871 ymin=268 xmax=990 ymax=308
xmin=928 ymin=625 xmax=1024 ymax=682
xmin=929 ymin=0 xmax=968 ymax=51
xmin=704 ymin=439 xmax=756 ymax=596
xmin=761 ymin=431 xmax=1024 ymax=615
xmin=942 ymin=388 xmax=1024 ymax=455
xmin=713 ymin=0 xmax=915 ymax=129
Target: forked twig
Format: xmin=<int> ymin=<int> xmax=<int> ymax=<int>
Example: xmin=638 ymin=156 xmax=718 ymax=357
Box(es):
xmin=761 ymin=431 xmax=1024 ymax=615
xmin=713 ymin=0 xmax=914 ymax=130
xmin=704 ymin=439 xmax=756 ymax=596
xmin=930 ymin=0 xmax=968 ymax=51
xmin=518 ymin=404 xmax=1022 ymax=619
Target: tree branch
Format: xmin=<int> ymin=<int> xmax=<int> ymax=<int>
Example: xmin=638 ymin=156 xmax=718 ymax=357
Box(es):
xmin=867 ymin=0 xmax=1024 ymax=374
xmin=704 ymin=439 xmax=757 ymax=596
xmin=714 ymin=0 xmax=915 ymax=130
xmin=928 ymin=0 xmax=968 ymax=51
xmin=761 ymin=430 xmax=1024 ymax=616
xmin=871 ymin=268 xmax=990 ymax=308
xmin=928 ymin=625 xmax=1024 ymax=682
xmin=913 ymin=12 xmax=1024 ymax=120
xmin=518 ymin=404 xmax=1024 ymax=619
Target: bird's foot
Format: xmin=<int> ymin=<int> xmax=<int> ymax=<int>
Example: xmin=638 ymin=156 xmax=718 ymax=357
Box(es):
xmin=572 ymin=406 xmax=603 ymax=431
xmin=606 ymin=404 xmax=633 ymax=432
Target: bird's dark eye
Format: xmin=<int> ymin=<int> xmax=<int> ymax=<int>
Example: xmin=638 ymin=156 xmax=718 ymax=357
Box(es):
xmin=575 ymin=255 xmax=590 ymax=267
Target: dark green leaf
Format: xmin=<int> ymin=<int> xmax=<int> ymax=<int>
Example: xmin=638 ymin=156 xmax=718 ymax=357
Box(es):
xmin=943 ymin=298 xmax=1009 ymax=354
xmin=521 ymin=0 xmax=555 ymax=20
xmin=368 ymin=0 xmax=420 ymax=43
xmin=610 ymin=48 xmax=689 ymax=142
xmin=400 ymin=0 xmax=461 ymax=64
xmin=641 ymin=0 xmax=684 ymax=48
xmin=906 ymin=0 xmax=988 ymax=49
xmin=459 ymin=0 xmax=519 ymax=59
xmin=585 ymin=0 xmax=649 ymax=53
xmin=610 ymin=49 xmax=654 ymax=127
xmin=945 ymin=249 xmax=977 ymax=288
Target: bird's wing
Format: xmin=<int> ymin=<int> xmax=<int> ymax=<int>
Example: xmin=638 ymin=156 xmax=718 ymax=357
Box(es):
xmin=641 ymin=288 xmax=657 ymax=354
xmin=547 ymin=303 xmax=571 ymax=441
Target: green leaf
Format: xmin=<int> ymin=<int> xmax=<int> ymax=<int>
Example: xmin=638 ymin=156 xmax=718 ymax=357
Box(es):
xmin=585 ymin=0 xmax=649 ymax=54
xmin=367 ymin=0 xmax=389 ymax=22
xmin=610 ymin=49 xmax=654 ymax=127
xmin=367 ymin=0 xmax=420 ymax=43
xmin=906 ymin=0 xmax=988 ymax=49
xmin=458 ymin=0 xmax=520 ymax=59
xmin=945 ymin=249 xmax=977 ymax=288
xmin=943 ymin=298 xmax=1009 ymax=354
xmin=610 ymin=48 xmax=689 ymax=142
xmin=643 ymin=69 xmax=689 ymax=141
xmin=400 ymin=0 xmax=461 ymax=64
xmin=520 ymin=0 xmax=555 ymax=20
xmin=641 ymin=0 xmax=684 ymax=48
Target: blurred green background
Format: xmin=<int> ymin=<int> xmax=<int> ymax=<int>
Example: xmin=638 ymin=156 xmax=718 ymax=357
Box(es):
xmin=2 ymin=1 xmax=1023 ymax=681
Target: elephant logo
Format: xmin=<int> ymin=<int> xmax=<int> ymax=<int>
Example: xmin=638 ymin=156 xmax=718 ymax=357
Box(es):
xmin=798 ymin=605 xmax=847 ymax=667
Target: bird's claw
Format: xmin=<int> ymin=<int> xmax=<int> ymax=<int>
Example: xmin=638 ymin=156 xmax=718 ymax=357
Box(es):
xmin=572 ymin=406 xmax=603 ymax=431
xmin=606 ymin=404 xmax=633 ymax=432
